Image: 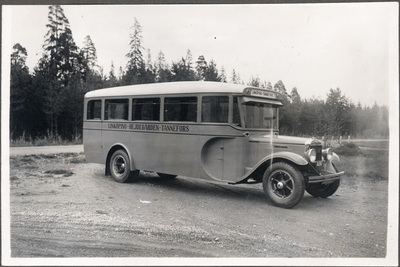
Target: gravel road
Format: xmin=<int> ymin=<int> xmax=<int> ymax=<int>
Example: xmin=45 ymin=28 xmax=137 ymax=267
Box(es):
xmin=4 ymin=146 xmax=394 ymax=266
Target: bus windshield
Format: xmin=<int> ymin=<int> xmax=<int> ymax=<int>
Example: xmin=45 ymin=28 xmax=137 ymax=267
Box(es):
xmin=242 ymin=101 xmax=278 ymax=129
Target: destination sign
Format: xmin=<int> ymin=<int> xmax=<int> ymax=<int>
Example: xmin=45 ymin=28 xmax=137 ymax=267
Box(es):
xmin=250 ymin=89 xmax=276 ymax=98
xmin=107 ymin=122 xmax=190 ymax=133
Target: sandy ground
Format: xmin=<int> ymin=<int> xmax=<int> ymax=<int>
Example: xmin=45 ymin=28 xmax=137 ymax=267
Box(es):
xmin=4 ymin=146 xmax=393 ymax=265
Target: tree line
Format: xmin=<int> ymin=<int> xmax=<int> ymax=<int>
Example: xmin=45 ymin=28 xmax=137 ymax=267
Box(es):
xmin=10 ymin=5 xmax=389 ymax=143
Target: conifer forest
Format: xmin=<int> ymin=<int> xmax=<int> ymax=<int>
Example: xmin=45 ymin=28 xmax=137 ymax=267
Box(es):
xmin=10 ymin=5 xmax=389 ymax=143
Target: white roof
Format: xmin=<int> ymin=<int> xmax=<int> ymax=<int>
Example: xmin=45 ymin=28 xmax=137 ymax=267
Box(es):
xmin=84 ymin=81 xmax=269 ymax=98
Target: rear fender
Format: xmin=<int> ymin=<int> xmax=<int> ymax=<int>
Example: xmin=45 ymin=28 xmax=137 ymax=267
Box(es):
xmin=105 ymin=143 xmax=135 ymax=175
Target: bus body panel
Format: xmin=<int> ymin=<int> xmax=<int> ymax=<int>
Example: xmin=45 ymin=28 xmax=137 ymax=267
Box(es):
xmin=93 ymin=121 xmax=248 ymax=182
xmin=129 ymin=131 xmax=163 ymax=172
xmin=160 ymin=131 xmax=200 ymax=178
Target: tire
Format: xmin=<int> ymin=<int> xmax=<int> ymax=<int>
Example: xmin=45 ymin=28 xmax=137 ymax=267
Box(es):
xmin=306 ymin=179 xmax=340 ymax=198
xmin=109 ymin=150 xmax=138 ymax=183
xmin=262 ymin=162 xmax=305 ymax=209
xmin=157 ymin=173 xmax=177 ymax=179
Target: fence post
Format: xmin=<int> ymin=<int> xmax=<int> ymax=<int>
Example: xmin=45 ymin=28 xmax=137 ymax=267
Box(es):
xmin=348 ymin=135 xmax=350 ymax=143
xmin=339 ymin=136 xmax=342 ymax=145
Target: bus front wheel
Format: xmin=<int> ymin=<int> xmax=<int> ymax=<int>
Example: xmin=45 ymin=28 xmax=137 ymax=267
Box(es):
xmin=306 ymin=179 xmax=340 ymax=198
xmin=262 ymin=162 xmax=305 ymax=209
xmin=110 ymin=150 xmax=138 ymax=183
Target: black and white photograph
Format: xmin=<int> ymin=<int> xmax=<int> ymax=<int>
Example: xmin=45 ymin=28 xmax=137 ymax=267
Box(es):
xmin=2 ymin=2 xmax=398 ymax=266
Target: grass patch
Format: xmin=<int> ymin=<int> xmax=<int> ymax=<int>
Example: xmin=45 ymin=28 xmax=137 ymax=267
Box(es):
xmin=44 ymin=169 xmax=74 ymax=177
xmin=332 ymin=142 xmax=361 ymax=156
xmin=335 ymin=149 xmax=388 ymax=182
xmin=10 ymin=155 xmax=39 ymax=169
xmin=69 ymin=157 xmax=86 ymax=164
xmin=59 ymin=152 xmax=79 ymax=157
xmin=37 ymin=154 xmax=58 ymax=159
xmin=10 ymin=134 xmax=82 ymax=147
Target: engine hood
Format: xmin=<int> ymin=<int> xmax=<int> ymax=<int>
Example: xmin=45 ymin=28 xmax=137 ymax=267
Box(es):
xmin=248 ymin=133 xmax=321 ymax=146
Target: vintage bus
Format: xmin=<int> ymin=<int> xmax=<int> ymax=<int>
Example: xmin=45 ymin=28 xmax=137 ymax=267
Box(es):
xmin=83 ymin=81 xmax=344 ymax=208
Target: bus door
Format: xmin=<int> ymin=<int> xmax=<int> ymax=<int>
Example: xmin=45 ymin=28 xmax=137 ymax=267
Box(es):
xmin=84 ymin=99 xmax=104 ymax=164
xmin=201 ymin=135 xmax=244 ymax=182
xmin=200 ymin=96 xmax=246 ymax=182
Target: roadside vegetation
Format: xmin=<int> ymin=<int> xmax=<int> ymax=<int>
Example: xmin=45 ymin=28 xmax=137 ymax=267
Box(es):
xmin=10 ymin=133 xmax=82 ymax=147
xmin=333 ymin=143 xmax=388 ymax=182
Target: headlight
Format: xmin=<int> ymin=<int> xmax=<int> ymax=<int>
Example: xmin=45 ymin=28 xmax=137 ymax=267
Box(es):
xmin=307 ymin=148 xmax=317 ymax=163
xmin=323 ymin=148 xmax=333 ymax=161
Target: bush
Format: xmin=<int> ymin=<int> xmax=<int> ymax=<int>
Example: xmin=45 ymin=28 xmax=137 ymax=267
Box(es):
xmin=333 ymin=142 xmax=361 ymax=156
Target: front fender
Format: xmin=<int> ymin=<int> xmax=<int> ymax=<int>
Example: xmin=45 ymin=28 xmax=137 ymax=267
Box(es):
xmin=241 ymin=151 xmax=308 ymax=181
xmin=332 ymin=152 xmax=340 ymax=162
xmin=268 ymin=151 xmax=309 ymax=166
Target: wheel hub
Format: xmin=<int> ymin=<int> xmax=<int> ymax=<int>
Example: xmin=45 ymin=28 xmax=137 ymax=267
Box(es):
xmin=277 ymin=181 xmax=284 ymax=189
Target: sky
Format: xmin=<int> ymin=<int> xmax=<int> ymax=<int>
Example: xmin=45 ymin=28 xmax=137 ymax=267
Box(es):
xmin=4 ymin=3 xmax=398 ymax=106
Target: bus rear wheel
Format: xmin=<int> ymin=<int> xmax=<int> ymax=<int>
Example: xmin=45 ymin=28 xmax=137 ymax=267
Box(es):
xmin=110 ymin=150 xmax=138 ymax=183
xmin=262 ymin=162 xmax=305 ymax=209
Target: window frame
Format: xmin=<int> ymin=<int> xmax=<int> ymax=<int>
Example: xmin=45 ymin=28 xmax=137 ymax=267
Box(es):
xmin=163 ymin=96 xmax=198 ymax=123
xmin=201 ymin=95 xmax=230 ymax=124
xmin=87 ymin=99 xmax=102 ymax=120
xmin=104 ymin=98 xmax=129 ymax=121
xmin=132 ymin=97 xmax=161 ymax=122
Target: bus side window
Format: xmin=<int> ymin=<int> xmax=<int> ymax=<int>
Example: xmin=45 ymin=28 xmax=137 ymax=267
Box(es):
xmin=233 ymin=96 xmax=241 ymax=127
xmin=201 ymin=96 xmax=229 ymax=123
xmin=164 ymin=97 xmax=197 ymax=122
xmin=105 ymin=99 xmax=129 ymax=120
xmin=87 ymin=100 xmax=102 ymax=120
xmin=132 ymin=98 xmax=160 ymax=121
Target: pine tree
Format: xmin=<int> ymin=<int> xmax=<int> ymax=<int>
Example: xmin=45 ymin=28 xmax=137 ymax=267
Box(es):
xmin=274 ymin=80 xmax=288 ymax=97
xmin=38 ymin=5 xmax=81 ymax=140
xmin=171 ymin=50 xmax=196 ymax=81
xmin=107 ymin=61 xmax=118 ymax=87
xmin=155 ymin=50 xmax=171 ymax=82
xmin=290 ymin=87 xmax=301 ymax=103
xmin=123 ymin=17 xmax=145 ymax=85
xmin=10 ymin=43 xmax=34 ymax=140
xmin=204 ymin=59 xmax=220 ymax=82
xmin=80 ymin=35 xmax=99 ymax=79
xmin=286 ymin=87 xmax=302 ymax=135
xmin=143 ymin=49 xmax=156 ymax=83
xmin=248 ymin=76 xmax=260 ymax=87
xmin=325 ymin=88 xmax=351 ymax=136
xmin=195 ymin=55 xmax=207 ymax=81
xmin=230 ymin=69 xmax=241 ymax=84
xmin=220 ymin=66 xmax=227 ymax=83
xmin=185 ymin=49 xmax=194 ymax=73
xmin=43 ymin=5 xmax=80 ymax=85
xmin=126 ymin=17 xmax=144 ymax=70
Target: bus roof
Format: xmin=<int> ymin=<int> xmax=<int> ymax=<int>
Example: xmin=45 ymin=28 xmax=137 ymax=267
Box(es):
xmin=84 ymin=81 xmax=278 ymax=99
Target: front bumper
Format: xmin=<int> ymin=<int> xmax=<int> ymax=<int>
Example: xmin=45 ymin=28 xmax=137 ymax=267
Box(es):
xmin=307 ymin=171 xmax=344 ymax=184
